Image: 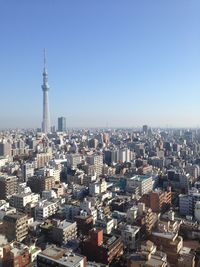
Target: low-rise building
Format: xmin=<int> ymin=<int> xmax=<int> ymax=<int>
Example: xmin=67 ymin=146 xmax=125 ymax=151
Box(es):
xmin=120 ymin=224 xmax=140 ymax=250
xmin=37 ymin=245 xmax=86 ymax=267
xmin=82 ymin=228 xmax=123 ymax=265
xmin=35 ymin=200 xmax=59 ymax=221
xmin=3 ymin=213 xmax=28 ymax=242
xmin=9 ymin=192 xmax=39 ymax=211
xmin=51 ymin=219 xmax=77 ymax=245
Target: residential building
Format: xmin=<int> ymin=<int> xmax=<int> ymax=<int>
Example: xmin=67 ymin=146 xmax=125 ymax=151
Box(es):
xmin=0 ymin=175 xmax=18 ymax=200
xmin=121 ymin=224 xmax=140 ymax=250
xmin=37 ymin=245 xmax=86 ymax=267
xmin=3 ymin=213 xmax=28 ymax=242
xmin=140 ymin=189 xmax=172 ymax=213
xmin=82 ymin=228 xmax=123 ymax=265
xmin=51 ymin=219 xmax=77 ymax=245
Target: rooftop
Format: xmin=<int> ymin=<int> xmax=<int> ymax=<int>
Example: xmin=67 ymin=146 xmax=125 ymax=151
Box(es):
xmin=152 ymin=231 xmax=177 ymax=240
xmin=39 ymin=245 xmax=84 ymax=267
xmin=4 ymin=212 xmax=27 ymax=222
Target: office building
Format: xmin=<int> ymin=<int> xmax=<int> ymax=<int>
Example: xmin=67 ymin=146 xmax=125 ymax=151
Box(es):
xmin=58 ymin=117 xmax=66 ymax=132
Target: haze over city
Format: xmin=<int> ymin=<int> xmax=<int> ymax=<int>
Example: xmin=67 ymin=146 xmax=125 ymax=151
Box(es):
xmin=0 ymin=0 xmax=200 ymax=129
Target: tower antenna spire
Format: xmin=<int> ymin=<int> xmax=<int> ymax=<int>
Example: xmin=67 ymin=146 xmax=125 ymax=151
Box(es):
xmin=44 ymin=48 xmax=46 ymax=69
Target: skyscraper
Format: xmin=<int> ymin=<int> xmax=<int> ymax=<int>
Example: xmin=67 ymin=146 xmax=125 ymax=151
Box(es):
xmin=41 ymin=50 xmax=51 ymax=133
xmin=58 ymin=117 xmax=66 ymax=132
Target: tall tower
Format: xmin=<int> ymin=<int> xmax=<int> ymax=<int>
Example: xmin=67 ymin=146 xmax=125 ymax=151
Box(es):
xmin=41 ymin=49 xmax=51 ymax=133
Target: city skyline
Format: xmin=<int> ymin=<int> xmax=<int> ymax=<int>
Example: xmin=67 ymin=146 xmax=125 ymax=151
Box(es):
xmin=0 ymin=1 xmax=200 ymax=129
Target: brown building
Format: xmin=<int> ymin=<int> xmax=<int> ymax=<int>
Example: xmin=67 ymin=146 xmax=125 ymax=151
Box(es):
xmin=27 ymin=176 xmax=55 ymax=193
xmin=150 ymin=232 xmax=183 ymax=266
xmin=2 ymin=242 xmax=30 ymax=267
xmin=140 ymin=190 xmax=171 ymax=213
xmin=75 ymin=215 xmax=94 ymax=235
xmin=127 ymin=240 xmax=168 ymax=267
xmin=136 ymin=203 xmax=157 ymax=235
xmin=0 ymin=175 xmax=18 ymax=200
xmin=82 ymin=228 xmax=123 ymax=265
xmin=36 ymin=152 xmax=52 ymax=168
xmin=3 ymin=213 xmax=28 ymax=242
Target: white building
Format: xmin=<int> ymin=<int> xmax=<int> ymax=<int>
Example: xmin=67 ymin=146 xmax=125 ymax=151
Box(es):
xmin=35 ymin=200 xmax=59 ymax=221
xmin=10 ymin=193 xmax=39 ymax=210
xmin=42 ymin=190 xmax=57 ymax=200
xmin=95 ymin=217 xmax=115 ymax=234
xmin=89 ymin=179 xmax=107 ymax=196
xmin=86 ymin=154 xmax=103 ymax=177
xmin=126 ymin=175 xmax=153 ymax=196
xmin=67 ymin=154 xmax=81 ymax=169
xmin=37 ymin=245 xmax=85 ymax=267
xmin=127 ymin=206 xmax=138 ymax=224
xmin=121 ymin=224 xmax=140 ymax=250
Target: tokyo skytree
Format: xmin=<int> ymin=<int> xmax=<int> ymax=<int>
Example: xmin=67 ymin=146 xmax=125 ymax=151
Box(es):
xmin=41 ymin=49 xmax=51 ymax=133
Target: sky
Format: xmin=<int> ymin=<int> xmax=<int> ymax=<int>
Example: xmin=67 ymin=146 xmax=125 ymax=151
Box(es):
xmin=0 ymin=0 xmax=200 ymax=129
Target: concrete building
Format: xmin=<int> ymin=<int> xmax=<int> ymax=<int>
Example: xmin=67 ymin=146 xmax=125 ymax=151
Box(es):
xmin=27 ymin=175 xmax=55 ymax=193
xmin=140 ymin=189 xmax=172 ymax=213
xmin=89 ymin=179 xmax=107 ymax=196
xmin=194 ymin=201 xmax=200 ymax=222
xmin=67 ymin=154 xmax=82 ymax=169
xmin=121 ymin=224 xmax=140 ymax=250
xmin=75 ymin=215 xmax=94 ymax=235
xmin=0 ymin=141 xmax=12 ymax=157
xmin=3 ymin=213 xmax=28 ymax=242
xmin=86 ymin=154 xmax=103 ymax=177
xmin=36 ymin=152 xmax=52 ymax=168
xmin=10 ymin=192 xmax=39 ymax=211
xmin=22 ymin=162 xmax=34 ymax=182
xmin=82 ymin=228 xmax=123 ymax=265
xmin=0 ymin=175 xmax=18 ymax=200
xmin=37 ymin=245 xmax=86 ymax=267
xmin=128 ymin=240 xmax=168 ymax=267
xmin=95 ymin=217 xmax=115 ymax=234
xmin=179 ymin=190 xmax=200 ymax=216
xmin=127 ymin=206 xmax=138 ymax=224
xmin=0 ymin=241 xmax=31 ymax=267
xmin=126 ymin=175 xmax=153 ymax=196
xmin=51 ymin=219 xmax=77 ymax=245
xmin=35 ymin=200 xmax=59 ymax=221
xmin=150 ymin=231 xmax=183 ymax=266
xmin=58 ymin=117 xmax=66 ymax=132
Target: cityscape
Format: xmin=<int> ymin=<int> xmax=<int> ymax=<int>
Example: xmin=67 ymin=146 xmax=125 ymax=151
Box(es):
xmin=0 ymin=1 xmax=200 ymax=267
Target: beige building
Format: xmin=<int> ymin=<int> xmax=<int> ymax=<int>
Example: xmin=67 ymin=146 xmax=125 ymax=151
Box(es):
xmin=3 ymin=213 xmax=28 ymax=242
xmin=128 ymin=240 xmax=168 ymax=267
xmin=51 ymin=219 xmax=77 ymax=245
xmin=0 ymin=175 xmax=18 ymax=200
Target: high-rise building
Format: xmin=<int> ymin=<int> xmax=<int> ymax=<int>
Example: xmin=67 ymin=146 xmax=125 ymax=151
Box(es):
xmin=0 ymin=141 xmax=11 ymax=157
xmin=142 ymin=125 xmax=148 ymax=134
xmin=41 ymin=50 xmax=51 ymax=133
xmin=58 ymin=117 xmax=66 ymax=132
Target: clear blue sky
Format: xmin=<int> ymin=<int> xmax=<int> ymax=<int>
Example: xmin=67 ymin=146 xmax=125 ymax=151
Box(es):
xmin=0 ymin=0 xmax=200 ymax=128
